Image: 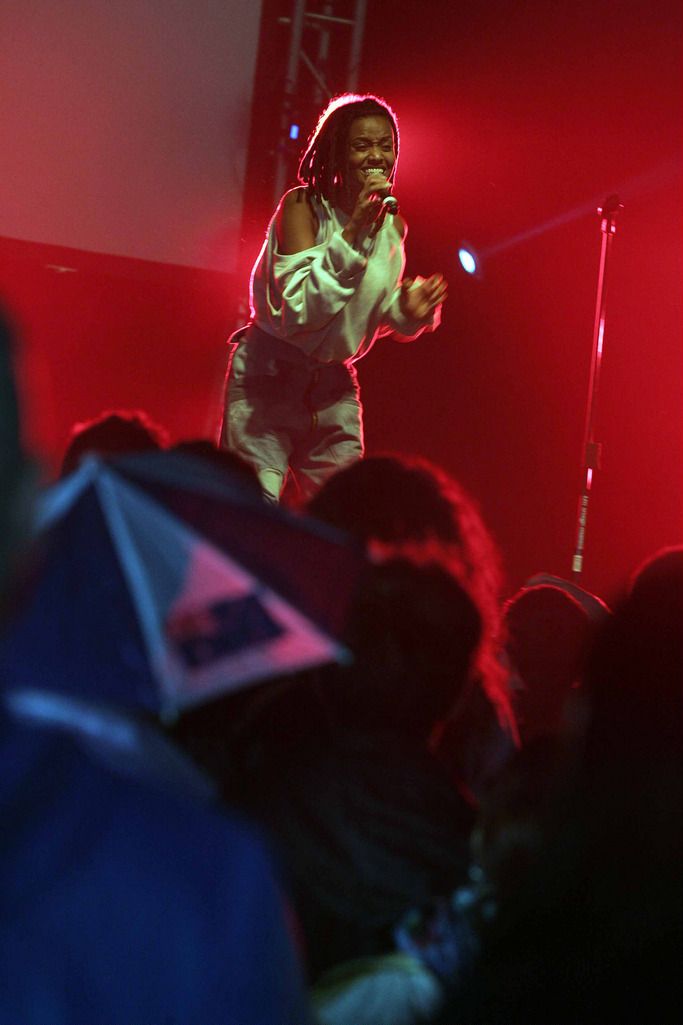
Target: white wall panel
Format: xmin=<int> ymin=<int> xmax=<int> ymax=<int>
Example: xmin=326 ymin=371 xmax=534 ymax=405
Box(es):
xmin=0 ymin=1 xmax=262 ymax=270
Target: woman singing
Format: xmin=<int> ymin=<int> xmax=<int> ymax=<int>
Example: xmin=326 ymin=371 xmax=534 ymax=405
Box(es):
xmin=220 ymin=93 xmax=447 ymax=502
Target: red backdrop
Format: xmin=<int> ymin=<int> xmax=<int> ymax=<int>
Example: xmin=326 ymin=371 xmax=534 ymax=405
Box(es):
xmin=2 ymin=0 xmax=680 ymax=602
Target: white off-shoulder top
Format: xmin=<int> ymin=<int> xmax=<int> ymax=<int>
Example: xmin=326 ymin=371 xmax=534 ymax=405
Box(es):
xmin=248 ymin=190 xmax=439 ymax=365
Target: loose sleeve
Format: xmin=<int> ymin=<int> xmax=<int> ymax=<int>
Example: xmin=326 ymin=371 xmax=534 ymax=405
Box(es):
xmin=265 ymin=232 xmax=368 ymax=353
xmin=379 ymin=285 xmax=442 ymax=341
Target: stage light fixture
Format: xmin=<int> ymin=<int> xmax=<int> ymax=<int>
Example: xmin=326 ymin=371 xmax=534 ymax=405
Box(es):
xmin=458 ymin=246 xmax=478 ymax=275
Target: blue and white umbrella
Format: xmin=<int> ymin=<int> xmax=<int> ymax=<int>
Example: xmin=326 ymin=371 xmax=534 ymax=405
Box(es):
xmin=0 ymin=452 xmax=366 ymax=718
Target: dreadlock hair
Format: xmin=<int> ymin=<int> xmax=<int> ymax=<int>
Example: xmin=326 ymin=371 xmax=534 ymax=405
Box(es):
xmin=297 ymin=93 xmax=399 ymax=205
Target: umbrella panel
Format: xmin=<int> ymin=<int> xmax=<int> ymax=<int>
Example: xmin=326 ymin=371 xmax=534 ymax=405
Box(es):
xmin=0 ymin=459 xmax=361 ymax=716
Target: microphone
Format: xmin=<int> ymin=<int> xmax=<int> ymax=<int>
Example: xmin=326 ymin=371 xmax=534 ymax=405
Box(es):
xmin=368 ymin=173 xmax=399 ymax=215
xmin=382 ymin=194 xmax=399 ymax=216
xmin=368 ymin=185 xmax=399 ymax=238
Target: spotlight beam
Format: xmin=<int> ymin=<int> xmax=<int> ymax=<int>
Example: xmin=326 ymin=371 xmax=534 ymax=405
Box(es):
xmin=480 ymin=157 xmax=679 ymax=261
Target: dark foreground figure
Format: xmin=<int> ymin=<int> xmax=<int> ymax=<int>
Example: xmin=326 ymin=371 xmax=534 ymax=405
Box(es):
xmin=433 ymin=546 xmax=683 ymax=1025
xmin=0 ymin=312 xmax=312 ymax=1025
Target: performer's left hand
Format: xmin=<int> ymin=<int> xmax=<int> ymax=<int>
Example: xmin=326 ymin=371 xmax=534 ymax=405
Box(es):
xmin=400 ymin=273 xmax=448 ymax=319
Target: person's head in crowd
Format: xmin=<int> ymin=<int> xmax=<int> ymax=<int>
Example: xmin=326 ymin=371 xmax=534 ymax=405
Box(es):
xmin=60 ymin=408 xmax=169 ymax=477
xmin=171 ymin=439 xmax=263 ymax=497
xmin=583 ymin=543 xmax=683 ymax=767
xmin=210 ymin=553 xmax=484 ymax=751
xmin=306 ymin=453 xmax=513 ymax=732
xmin=504 ymin=583 xmax=596 ymax=743
xmin=335 ymin=556 xmax=482 ymax=738
xmin=628 ymin=543 xmax=683 ymax=604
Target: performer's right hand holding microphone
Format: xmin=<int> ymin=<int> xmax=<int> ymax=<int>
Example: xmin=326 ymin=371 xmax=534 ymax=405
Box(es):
xmin=342 ymin=170 xmax=448 ymax=317
xmin=343 ymin=170 xmax=398 ymax=244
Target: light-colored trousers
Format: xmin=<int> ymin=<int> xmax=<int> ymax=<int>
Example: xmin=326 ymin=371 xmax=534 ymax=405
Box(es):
xmin=220 ymin=325 xmax=364 ymax=502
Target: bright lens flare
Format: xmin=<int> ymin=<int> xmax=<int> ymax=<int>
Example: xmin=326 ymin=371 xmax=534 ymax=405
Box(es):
xmin=458 ymin=248 xmax=477 ymax=275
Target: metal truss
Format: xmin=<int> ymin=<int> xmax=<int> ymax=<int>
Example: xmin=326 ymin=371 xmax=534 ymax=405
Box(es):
xmin=273 ymin=0 xmax=368 ymax=201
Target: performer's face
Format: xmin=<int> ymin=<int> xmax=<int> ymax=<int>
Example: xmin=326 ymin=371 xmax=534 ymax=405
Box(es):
xmin=345 ymin=115 xmax=396 ymax=197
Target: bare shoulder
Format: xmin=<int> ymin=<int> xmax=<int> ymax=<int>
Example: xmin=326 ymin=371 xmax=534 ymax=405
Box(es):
xmin=282 ymin=186 xmax=312 ymax=208
xmin=276 ymin=187 xmax=319 ymax=254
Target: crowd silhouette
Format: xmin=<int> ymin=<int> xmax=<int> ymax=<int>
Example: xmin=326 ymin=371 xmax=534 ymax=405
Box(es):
xmin=1 ymin=310 xmax=681 ymax=1024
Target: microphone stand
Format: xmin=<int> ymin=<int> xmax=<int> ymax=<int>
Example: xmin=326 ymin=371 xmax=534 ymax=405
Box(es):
xmin=571 ymin=194 xmax=623 ymax=580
